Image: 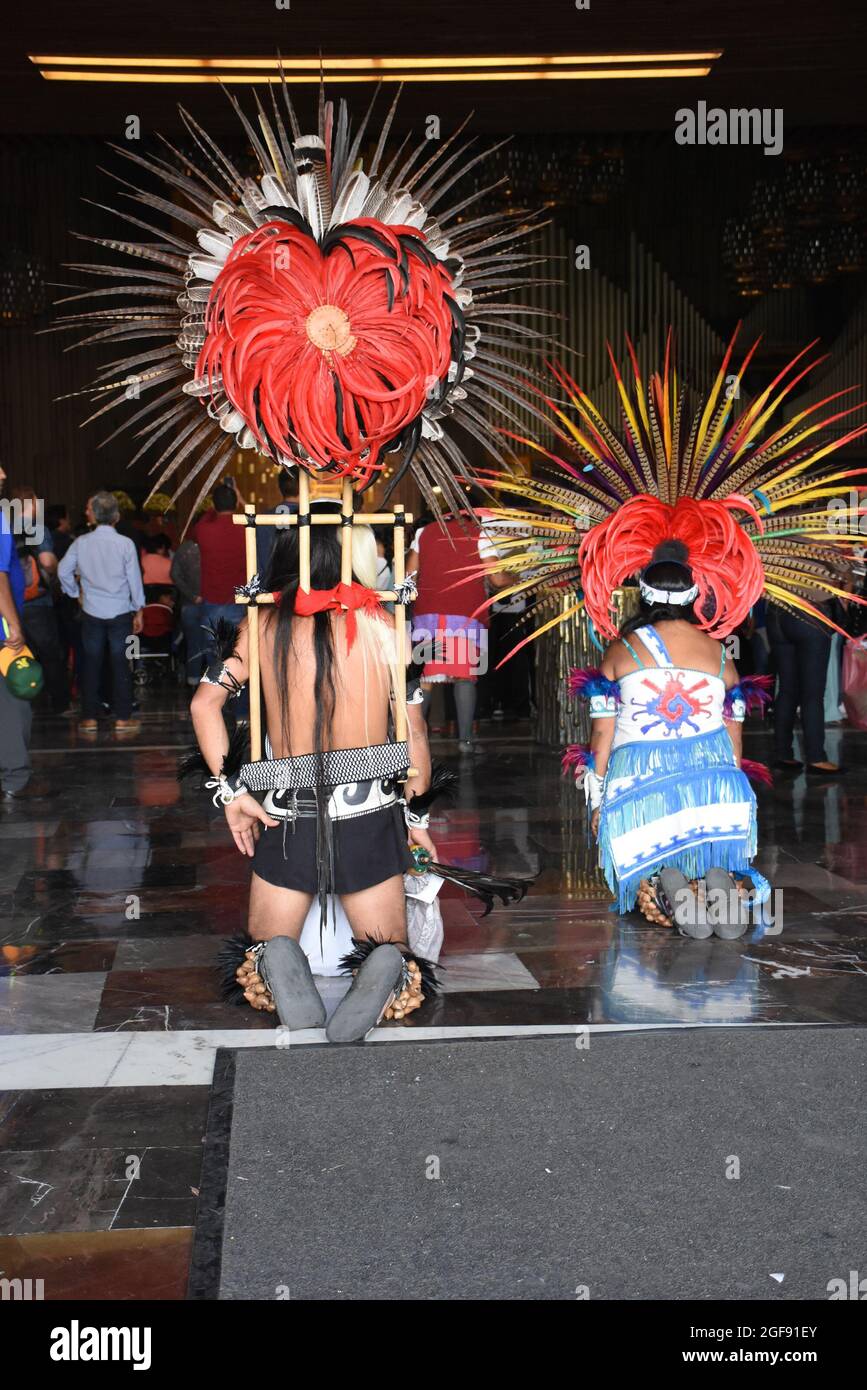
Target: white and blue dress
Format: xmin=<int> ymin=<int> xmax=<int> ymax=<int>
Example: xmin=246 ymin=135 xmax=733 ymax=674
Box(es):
xmin=577 ymin=625 xmax=758 ymax=911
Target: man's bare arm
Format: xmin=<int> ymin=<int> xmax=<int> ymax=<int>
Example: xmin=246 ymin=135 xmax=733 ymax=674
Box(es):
xmin=189 ymin=621 xmax=250 ymax=773
xmin=404 ymin=699 xmax=431 ymax=799
xmin=0 ymin=573 xmax=23 ymax=649
xmin=190 ymin=680 xmax=232 ymax=777
xmin=189 ymin=624 xmax=277 ymax=855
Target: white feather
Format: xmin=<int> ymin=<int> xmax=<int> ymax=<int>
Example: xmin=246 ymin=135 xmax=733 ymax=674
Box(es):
xmin=211 ymin=200 xmax=255 ymax=238
xmin=360 ymin=182 xmax=387 ymax=221
xmin=188 ymin=256 xmax=223 ymax=282
xmin=293 ymin=135 xmax=329 ymax=238
xmin=260 ymin=174 xmax=300 ymax=210
xmin=196 ymin=229 xmax=233 ymax=262
xmin=401 ymin=201 xmax=427 ymax=229
xmin=218 ymin=408 xmax=246 ymax=433
xmin=329 ymin=170 xmax=370 ymax=228
xmin=382 ymin=192 xmax=413 ymax=225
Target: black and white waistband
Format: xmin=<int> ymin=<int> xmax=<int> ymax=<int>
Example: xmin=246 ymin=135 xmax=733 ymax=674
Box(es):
xmin=264 ymin=777 xmax=401 ymax=822
xmin=239 ymin=740 xmax=410 ymax=791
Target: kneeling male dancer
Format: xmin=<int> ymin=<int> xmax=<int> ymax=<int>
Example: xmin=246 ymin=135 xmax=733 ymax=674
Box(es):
xmin=191 ymin=513 xmax=435 ymax=1042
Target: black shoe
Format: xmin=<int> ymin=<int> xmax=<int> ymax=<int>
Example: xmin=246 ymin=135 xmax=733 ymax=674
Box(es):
xmin=2 ymin=778 xmax=52 ymax=801
xmin=806 ymin=763 xmax=846 ymax=777
xmin=773 ymin=758 xmax=803 ymax=770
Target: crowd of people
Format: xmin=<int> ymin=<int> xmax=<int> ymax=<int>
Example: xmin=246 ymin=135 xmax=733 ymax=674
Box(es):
xmin=0 ymin=473 xmax=264 ymax=797
xmin=0 ymin=463 xmax=861 ymax=802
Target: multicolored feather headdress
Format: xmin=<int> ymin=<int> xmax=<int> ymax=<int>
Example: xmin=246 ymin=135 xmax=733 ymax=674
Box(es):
xmin=475 ymin=327 xmax=867 ymax=643
xmin=53 ymin=75 xmax=553 ymax=517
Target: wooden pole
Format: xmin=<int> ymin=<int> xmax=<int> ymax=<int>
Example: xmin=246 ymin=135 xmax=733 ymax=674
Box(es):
xmin=298 ymin=469 xmax=311 ymax=593
xmin=340 ymin=478 xmax=353 ymax=585
xmin=243 ymin=503 xmax=262 ymax=761
xmin=232 ymin=511 xmax=405 ymax=526
xmin=392 ymin=502 xmax=408 ymax=747
xmin=231 ymin=480 xmax=416 ymax=771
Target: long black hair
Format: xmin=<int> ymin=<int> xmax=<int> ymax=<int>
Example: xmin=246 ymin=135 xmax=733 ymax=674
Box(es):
xmin=262 ymin=501 xmax=344 ymax=763
xmin=262 ymin=502 xmax=349 ymax=926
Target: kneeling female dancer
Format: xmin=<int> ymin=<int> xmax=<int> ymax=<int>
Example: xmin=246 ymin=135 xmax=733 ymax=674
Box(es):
xmin=577 ymin=551 xmax=769 ymax=937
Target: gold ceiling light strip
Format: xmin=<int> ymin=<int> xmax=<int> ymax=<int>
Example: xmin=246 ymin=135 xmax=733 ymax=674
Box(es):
xmin=30 ymin=52 xmax=723 ymax=70
xmin=37 ymin=67 xmax=714 ymax=84
xmin=29 ymin=52 xmax=721 ymax=83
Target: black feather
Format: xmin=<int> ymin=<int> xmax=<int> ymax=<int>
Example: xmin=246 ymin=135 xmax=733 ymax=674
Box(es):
xmin=217 ymin=932 xmax=257 ymax=1004
xmin=177 ymin=743 xmax=208 ymax=782
xmin=338 ymin=935 xmax=439 ymax=998
xmin=406 ymin=762 xmax=458 ymax=814
xmin=178 ymin=720 xmax=250 ymax=784
xmin=428 ymin=861 xmax=531 ymax=916
xmin=259 ymin=204 xmax=315 ymax=240
xmin=204 ymin=616 xmax=240 ymax=661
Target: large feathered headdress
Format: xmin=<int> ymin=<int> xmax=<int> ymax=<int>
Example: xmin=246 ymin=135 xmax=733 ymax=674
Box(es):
xmin=53 ymin=76 xmax=553 ymax=517
xmin=474 ymin=327 xmax=867 ymax=643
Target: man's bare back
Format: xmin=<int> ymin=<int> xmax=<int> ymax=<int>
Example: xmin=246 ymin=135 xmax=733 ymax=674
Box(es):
xmin=258 ymin=609 xmax=393 ymax=756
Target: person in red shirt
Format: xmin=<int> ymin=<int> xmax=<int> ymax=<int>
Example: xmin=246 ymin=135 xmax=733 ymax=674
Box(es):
xmin=188 ymin=483 xmax=248 ymax=680
xmin=191 ymin=484 xmax=247 ymax=607
xmin=407 ymin=507 xmax=510 ymax=755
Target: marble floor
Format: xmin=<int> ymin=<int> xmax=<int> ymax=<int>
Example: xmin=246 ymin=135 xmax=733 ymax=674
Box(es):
xmin=1 ymin=692 xmax=865 ymax=1297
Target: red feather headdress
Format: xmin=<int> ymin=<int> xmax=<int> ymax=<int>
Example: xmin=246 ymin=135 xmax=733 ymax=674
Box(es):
xmin=55 ymin=80 xmax=553 ymax=518
xmin=469 ymin=327 xmax=867 ymax=647
xmin=578 ymin=493 xmax=766 ymax=639
xmin=198 ymin=218 xmax=456 ymax=490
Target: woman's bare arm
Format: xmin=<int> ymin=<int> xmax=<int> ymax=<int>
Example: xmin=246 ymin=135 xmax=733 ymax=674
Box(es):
xmin=590 ymin=716 xmax=616 ymax=780
xmin=722 ymin=653 xmax=743 ymax=767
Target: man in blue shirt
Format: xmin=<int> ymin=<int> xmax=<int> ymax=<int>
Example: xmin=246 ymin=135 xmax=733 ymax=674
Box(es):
xmin=0 ymin=464 xmax=46 ymax=798
xmin=59 ymin=491 xmax=145 ymax=732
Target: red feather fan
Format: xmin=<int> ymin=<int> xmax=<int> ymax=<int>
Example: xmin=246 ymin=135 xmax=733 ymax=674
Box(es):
xmin=197 ymin=218 xmax=455 ymax=484
xmin=578 ymin=494 xmax=766 ymax=639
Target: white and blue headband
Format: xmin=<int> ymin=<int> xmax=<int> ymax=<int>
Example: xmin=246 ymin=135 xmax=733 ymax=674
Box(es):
xmin=638 ymin=578 xmax=699 ymax=606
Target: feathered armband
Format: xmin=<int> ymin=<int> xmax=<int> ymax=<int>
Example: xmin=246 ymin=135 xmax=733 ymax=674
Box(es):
xmin=724 ymin=674 xmax=773 ymax=722
xmin=567 ymin=667 xmax=620 ymax=718
xmin=562 ymin=744 xmax=603 ymax=810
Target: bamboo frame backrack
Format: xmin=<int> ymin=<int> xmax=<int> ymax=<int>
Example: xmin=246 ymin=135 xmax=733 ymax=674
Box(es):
xmin=232 ymin=473 xmax=413 ymax=765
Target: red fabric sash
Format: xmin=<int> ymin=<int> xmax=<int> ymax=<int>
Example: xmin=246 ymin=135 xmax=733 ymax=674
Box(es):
xmin=292 ymin=582 xmax=384 ymax=651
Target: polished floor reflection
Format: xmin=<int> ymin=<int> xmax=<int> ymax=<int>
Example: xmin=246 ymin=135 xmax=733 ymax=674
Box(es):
xmin=1 ymin=695 xmax=865 ymax=1294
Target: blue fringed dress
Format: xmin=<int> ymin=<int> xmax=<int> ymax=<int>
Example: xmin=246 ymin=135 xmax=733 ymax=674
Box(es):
xmin=584 ymin=625 xmax=757 ymax=911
